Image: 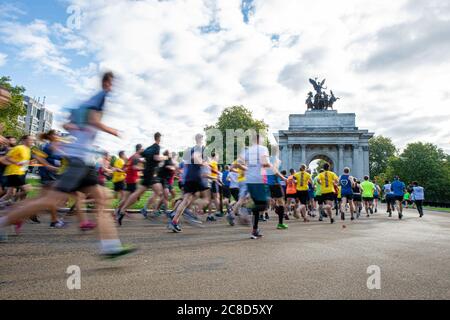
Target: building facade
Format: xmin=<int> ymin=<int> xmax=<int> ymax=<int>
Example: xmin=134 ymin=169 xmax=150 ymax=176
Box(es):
xmin=277 ymin=110 xmax=374 ymax=179
xmin=19 ymin=96 xmax=53 ymax=136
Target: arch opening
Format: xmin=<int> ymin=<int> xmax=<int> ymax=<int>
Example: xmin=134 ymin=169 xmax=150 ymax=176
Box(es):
xmin=308 ymin=154 xmax=334 ymax=175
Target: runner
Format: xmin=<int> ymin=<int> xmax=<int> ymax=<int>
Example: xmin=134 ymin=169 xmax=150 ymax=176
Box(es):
xmin=36 ymin=130 xmax=67 ymax=229
xmin=237 ymin=133 xmax=271 ymax=239
xmin=411 ymin=181 xmax=425 ymax=217
xmin=314 ymin=169 xmax=325 ymax=221
xmin=339 ymin=167 xmax=355 ymax=221
xmin=111 ymin=151 xmax=127 ymax=201
xmin=227 ymin=166 xmax=239 ymax=204
xmin=391 ymin=176 xmax=406 ymax=219
xmin=168 ymin=134 xmax=210 ymax=232
xmin=230 ymin=156 xmax=250 ymax=225
xmin=316 ymin=163 xmax=339 ymax=224
xmin=266 ymin=149 xmax=289 ymax=230
xmin=155 ymin=150 xmax=177 ymax=214
xmin=221 ymin=165 xmax=233 ymax=222
xmin=285 ymin=169 xmax=297 ymax=216
xmin=207 ymin=152 xmax=222 ymax=219
xmin=383 ymin=180 xmax=392 ymax=213
xmin=403 ymin=191 xmax=411 ymax=209
xmin=117 ymin=144 xmax=144 ymax=212
xmin=307 ymin=169 xmax=316 ymax=217
xmin=0 ymin=135 xmax=56 ymax=208
xmin=372 ymin=180 xmax=381 ymax=213
xmin=1 ymin=72 xmax=136 ymax=258
xmin=0 ymin=136 xmax=17 ymax=198
xmin=361 ymin=175 xmax=375 ymax=218
xmin=117 ymin=132 xmax=167 ymax=225
xmin=293 ymin=164 xmax=311 ymax=222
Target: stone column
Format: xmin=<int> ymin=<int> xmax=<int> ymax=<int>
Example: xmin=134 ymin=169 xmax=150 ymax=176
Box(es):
xmin=359 ymin=146 xmax=364 ymax=179
xmin=287 ymin=145 xmax=293 ymax=170
xmin=338 ymin=144 xmax=344 ymax=174
xmin=279 ymin=146 xmax=285 ymax=170
xmin=352 ymin=144 xmax=359 ymax=179
xmin=363 ymin=146 xmax=370 ymax=177
xmin=300 ymin=144 xmax=306 ymax=165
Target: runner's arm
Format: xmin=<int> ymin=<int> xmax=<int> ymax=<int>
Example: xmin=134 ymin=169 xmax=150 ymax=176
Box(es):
xmin=88 ymin=110 xmax=119 ymax=137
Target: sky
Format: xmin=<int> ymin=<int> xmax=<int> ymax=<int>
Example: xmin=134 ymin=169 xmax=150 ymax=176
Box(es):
xmin=0 ymin=0 xmax=449 ymax=156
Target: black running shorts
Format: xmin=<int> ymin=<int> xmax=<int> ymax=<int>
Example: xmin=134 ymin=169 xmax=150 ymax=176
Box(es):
xmin=321 ymin=192 xmax=336 ymax=202
xmin=296 ymin=190 xmax=310 ymax=205
xmin=269 ymin=184 xmax=284 ymax=199
xmin=55 ymin=158 xmax=98 ymax=193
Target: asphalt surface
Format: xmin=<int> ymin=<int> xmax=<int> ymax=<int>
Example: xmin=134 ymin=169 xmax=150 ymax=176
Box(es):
xmin=1 ymin=205 xmax=449 ymax=300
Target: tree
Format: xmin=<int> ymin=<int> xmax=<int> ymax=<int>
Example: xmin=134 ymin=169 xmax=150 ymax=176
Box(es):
xmin=0 ymin=76 xmax=26 ymax=138
xmin=385 ymin=142 xmax=450 ymax=202
xmin=205 ymin=105 xmax=269 ymax=163
xmin=369 ymin=135 xmax=397 ymax=179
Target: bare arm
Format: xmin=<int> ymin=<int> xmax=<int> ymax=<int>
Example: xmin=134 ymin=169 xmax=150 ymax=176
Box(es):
xmin=88 ymin=110 xmax=119 ymax=137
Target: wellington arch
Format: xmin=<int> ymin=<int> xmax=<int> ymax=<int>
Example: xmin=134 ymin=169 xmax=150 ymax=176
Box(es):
xmin=276 ymin=110 xmax=374 ymax=179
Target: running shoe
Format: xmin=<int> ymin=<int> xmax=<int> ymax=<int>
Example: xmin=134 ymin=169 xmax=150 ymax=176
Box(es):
xmin=284 ymin=214 xmax=290 ymax=220
xmin=250 ymin=230 xmax=264 ymax=239
xmin=341 ymin=212 xmax=345 ymax=221
xmin=265 ymin=212 xmax=270 ymax=220
xmin=167 ymin=221 xmax=182 ymax=233
xmin=153 ymin=210 xmax=162 ymax=217
xmin=206 ymin=215 xmax=217 ymax=222
xmin=50 ymin=220 xmax=66 ymax=229
xmin=330 ymin=218 xmax=335 ymax=224
xmin=100 ymin=244 xmax=138 ymax=260
xmin=80 ymin=221 xmax=97 ymax=231
xmin=399 ymin=213 xmax=403 ymax=220
xmin=369 ymin=208 xmax=374 ymax=214
xmin=215 ymin=212 xmax=225 ymax=218
xmin=277 ymin=223 xmax=288 ymax=230
xmin=29 ymin=215 xmax=41 ymax=224
xmin=350 ymin=216 xmax=355 ymax=221
xmin=259 ymin=215 xmax=267 ymax=222
xmin=366 ymin=214 xmax=370 ymax=218
xmin=226 ymin=213 xmax=235 ymax=226
xmin=166 ymin=210 xmax=175 ymax=220
xmin=318 ymin=216 xmax=323 ymax=222
xmin=375 ymin=208 xmax=378 ymax=213
xmin=419 ymin=213 xmax=423 ymax=218
xmin=140 ymin=208 xmax=148 ymax=219
xmin=117 ymin=212 xmax=125 ymax=226
xmin=388 ymin=213 xmax=392 ymax=217
xmin=183 ymin=209 xmax=203 ymax=226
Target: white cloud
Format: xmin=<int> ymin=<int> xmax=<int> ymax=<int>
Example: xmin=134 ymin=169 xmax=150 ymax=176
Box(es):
xmin=1 ymin=0 xmax=450 ymax=155
xmin=0 ymin=53 xmax=7 ymax=67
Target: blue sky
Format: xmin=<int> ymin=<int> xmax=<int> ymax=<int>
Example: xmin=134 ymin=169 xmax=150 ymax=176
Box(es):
xmin=0 ymin=0 xmax=449 ymax=155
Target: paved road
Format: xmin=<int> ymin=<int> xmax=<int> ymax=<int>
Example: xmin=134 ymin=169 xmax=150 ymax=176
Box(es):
xmin=1 ymin=205 xmax=449 ymax=300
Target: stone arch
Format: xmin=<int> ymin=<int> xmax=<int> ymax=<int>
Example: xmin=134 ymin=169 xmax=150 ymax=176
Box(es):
xmin=306 ymin=152 xmax=336 ymax=171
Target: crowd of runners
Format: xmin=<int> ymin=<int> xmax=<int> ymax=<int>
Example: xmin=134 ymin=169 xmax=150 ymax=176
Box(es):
xmin=0 ymin=72 xmax=427 ymax=259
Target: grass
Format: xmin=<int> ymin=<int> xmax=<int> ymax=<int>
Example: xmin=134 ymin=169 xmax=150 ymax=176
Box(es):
xmin=25 ymin=178 xmax=450 ymax=212
xmin=424 ymin=206 xmax=450 ymax=213
xmin=26 ymin=177 xmax=183 ymax=210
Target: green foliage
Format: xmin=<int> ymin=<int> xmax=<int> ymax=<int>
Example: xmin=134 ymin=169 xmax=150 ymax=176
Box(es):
xmin=385 ymin=142 xmax=450 ymax=202
xmin=0 ymin=76 xmax=26 ymax=138
xmin=205 ymin=105 xmax=269 ymax=162
xmin=369 ymin=135 xmax=397 ymax=179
